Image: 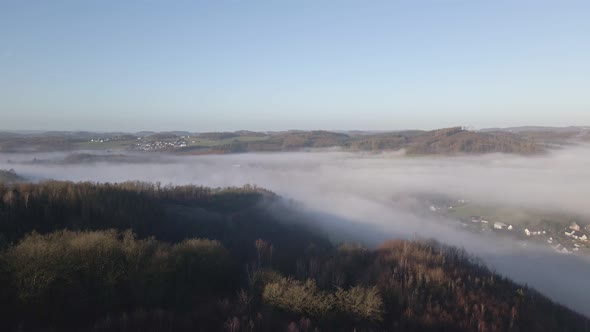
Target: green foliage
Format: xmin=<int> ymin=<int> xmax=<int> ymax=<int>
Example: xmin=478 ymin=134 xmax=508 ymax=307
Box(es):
xmin=167 ymin=238 xmax=235 ymax=304
xmin=6 ymin=230 xmax=128 ymax=302
xmin=2 ymin=230 xmax=237 ymax=329
xmin=263 ymin=278 xmax=334 ymax=318
xmin=334 ymin=285 xmax=383 ymax=322
xmin=261 ymin=277 xmax=385 ymax=326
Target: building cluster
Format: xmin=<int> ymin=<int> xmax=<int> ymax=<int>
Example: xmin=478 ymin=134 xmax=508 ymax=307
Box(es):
xmin=564 ymin=222 xmax=588 ymax=242
xmin=524 ymin=228 xmax=546 ymax=236
xmin=135 ymin=139 xmax=188 ymax=151
xmin=467 ymin=216 xmax=589 ymax=255
xmin=549 ymin=222 xmax=588 ymax=254
xmin=89 ymin=136 xmax=130 ymax=143
xmin=470 ymin=216 xmax=513 ymax=230
xmin=428 ymin=199 xmax=590 ymax=256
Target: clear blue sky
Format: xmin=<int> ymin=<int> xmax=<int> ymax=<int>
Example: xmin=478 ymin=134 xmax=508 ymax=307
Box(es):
xmin=1 ymin=1 xmax=589 ymax=132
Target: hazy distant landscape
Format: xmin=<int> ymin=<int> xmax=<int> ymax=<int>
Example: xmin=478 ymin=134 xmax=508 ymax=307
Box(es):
xmin=2 ymin=126 xmax=590 ymax=330
xmin=0 ymin=126 xmax=568 ymax=155
xmin=3 ymin=1 xmax=590 ymax=330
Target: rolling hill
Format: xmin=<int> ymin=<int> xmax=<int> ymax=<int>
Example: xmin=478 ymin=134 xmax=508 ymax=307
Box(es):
xmin=0 ymin=127 xmax=550 ymax=155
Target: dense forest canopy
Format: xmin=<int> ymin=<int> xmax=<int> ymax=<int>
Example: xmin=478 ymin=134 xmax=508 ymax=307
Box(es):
xmin=0 ymin=181 xmax=588 ymax=331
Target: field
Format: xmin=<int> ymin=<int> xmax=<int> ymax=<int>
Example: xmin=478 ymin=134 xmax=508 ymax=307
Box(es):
xmin=186 ymin=135 xmax=270 ymax=147
xmin=75 ymin=139 xmax=138 ymax=150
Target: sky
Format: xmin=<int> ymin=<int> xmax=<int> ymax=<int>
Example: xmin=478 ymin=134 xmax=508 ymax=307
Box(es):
xmin=1 ymin=0 xmax=589 ymax=132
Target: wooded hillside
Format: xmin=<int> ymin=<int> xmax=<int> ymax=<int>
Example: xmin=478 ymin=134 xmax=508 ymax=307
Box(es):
xmin=0 ymin=182 xmax=587 ymax=331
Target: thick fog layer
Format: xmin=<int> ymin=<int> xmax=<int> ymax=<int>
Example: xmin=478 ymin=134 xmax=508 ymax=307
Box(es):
xmin=2 ymin=147 xmax=590 ymax=316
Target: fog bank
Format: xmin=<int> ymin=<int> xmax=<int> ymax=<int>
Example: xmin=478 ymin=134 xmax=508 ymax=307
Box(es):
xmin=2 ymin=147 xmax=590 ymax=316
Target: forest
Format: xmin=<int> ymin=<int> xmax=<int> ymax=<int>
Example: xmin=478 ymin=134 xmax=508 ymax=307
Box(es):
xmin=0 ymin=181 xmax=588 ymax=331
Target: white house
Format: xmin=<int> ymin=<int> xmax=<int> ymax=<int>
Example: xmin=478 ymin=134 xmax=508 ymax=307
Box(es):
xmin=524 ymin=228 xmax=531 ymax=236
xmin=552 ymin=244 xmax=570 ymax=254
xmin=494 ymin=222 xmax=508 ymax=230
xmin=570 ymin=231 xmax=589 ymax=242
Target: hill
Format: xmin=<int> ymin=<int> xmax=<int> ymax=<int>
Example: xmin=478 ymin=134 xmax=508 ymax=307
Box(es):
xmin=0 ymin=169 xmax=24 ymax=183
xmin=407 ymin=127 xmax=544 ymax=155
xmin=481 ymin=126 xmax=590 ymax=145
xmin=347 ymin=127 xmax=544 ymax=155
xmin=0 ymin=181 xmax=587 ymax=331
xmin=0 ymin=127 xmax=546 ymax=155
xmin=183 ymin=127 xmax=545 ymax=155
xmin=24 ymin=153 xmax=163 ymax=165
xmin=206 ymin=130 xmax=350 ymax=153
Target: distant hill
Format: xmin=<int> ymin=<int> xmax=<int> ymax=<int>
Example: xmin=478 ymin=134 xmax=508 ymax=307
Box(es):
xmin=481 ymin=126 xmax=590 ymax=133
xmin=346 ymin=127 xmax=544 ymax=155
xmin=0 ymin=169 xmax=24 ymax=182
xmin=482 ymin=126 xmax=590 ymax=145
xmin=204 ymin=127 xmax=545 ymax=155
xmin=0 ymin=127 xmax=547 ymax=155
xmin=0 ymin=134 xmax=75 ymax=152
xmin=23 ymin=153 xmax=164 ymax=165
xmin=197 ymin=131 xmax=242 ymax=140
xmin=406 ymin=127 xmax=544 ymax=155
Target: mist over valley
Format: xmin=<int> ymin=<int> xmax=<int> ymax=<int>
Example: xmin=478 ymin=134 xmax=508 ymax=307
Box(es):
xmin=3 ymin=142 xmax=590 ymax=318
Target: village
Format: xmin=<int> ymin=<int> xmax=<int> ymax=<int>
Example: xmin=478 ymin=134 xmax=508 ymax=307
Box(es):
xmin=428 ymin=199 xmax=590 ymax=256
xmin=134 ymin=138 xmax=188 ymax=151
xmin=86 ymin=135 xmax=191 ymax=151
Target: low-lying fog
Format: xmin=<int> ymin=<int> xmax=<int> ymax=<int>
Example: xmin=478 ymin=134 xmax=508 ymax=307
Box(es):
xmin=2 ymin=146 xmax=590 ymax=316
